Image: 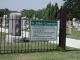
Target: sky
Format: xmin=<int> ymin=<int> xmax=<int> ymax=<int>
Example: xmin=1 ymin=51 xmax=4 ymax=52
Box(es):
xmin=0 ymin=0 xmax=64 ymax=11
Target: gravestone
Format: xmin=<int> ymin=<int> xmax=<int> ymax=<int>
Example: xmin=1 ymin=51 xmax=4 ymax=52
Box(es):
xmin=32 ymin=14 xmax=36 ymax=20
xmin=78 ymin=21 xmax=80 ymax=31
xmin=9 ymin=13 xmax=21 ymax=36
xmin=66 ymin=20 xmax=72 ymax=34
xmin=72 ymin=18 xmax=76 ymax=27
xmin=21 ymin=17 xmax=29 ymax=31
xmin=21 ymin=17 xmax=26 ymax=30
xmin=2 ymin=15 xmax=7 ymax=27
xmin=72 ymin=18 xmax=78 ymax=29
xmin=6 ymin=13 xmax=21 ymax=43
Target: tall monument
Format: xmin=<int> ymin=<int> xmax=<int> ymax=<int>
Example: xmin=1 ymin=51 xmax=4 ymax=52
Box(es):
xmin=9 ymin=13 xmax=21 ymax=36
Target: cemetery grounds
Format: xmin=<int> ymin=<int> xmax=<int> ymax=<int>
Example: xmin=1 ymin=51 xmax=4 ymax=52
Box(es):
xmin=0 ymin=47 xmax=80 ymax=60
xmin=67 ymin=28 xmax=80 ymax=40
xmin=0 ymin=20 xmax=80 ymax=60
xmin=0 ymin=30 xmax=80 ymax=60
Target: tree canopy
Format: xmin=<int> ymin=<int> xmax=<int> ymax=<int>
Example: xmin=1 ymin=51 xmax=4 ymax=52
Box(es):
xmin=0 ymin=9 xmax=10 ymax=17
xmin=64 ymin=0 xmax=80 ymax=20
xmin=21 ymin=3 xmax=59 ymax=20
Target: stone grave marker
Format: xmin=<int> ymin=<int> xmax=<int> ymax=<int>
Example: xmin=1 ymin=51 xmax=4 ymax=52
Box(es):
xmin=2 ymin=15 xmax=7 ymax=27
xmin=66 ymin=20 xmax=72 ymax=34
xmin=6 ymin=13 xmax=21 ymax=43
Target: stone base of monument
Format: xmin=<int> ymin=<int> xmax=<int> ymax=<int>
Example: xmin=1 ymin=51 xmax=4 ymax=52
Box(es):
xmin=5 ymin=35 xmax=29 ymax=43
xmin=5 ymin=31 xmax=29 ymax=43
xmin=5 ymin=35 xmax=22 ymax=43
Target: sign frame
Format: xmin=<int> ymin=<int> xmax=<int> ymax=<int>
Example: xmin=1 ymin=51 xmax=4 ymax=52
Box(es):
xmin=29 ymin=20 xmax=58 ymax=41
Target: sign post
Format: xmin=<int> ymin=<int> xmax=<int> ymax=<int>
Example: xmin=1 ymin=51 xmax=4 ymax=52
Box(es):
xmin=30 ymin=20 xmax=58 ymax=41
xmin=59 ymin=6 xmax=67 ymax=50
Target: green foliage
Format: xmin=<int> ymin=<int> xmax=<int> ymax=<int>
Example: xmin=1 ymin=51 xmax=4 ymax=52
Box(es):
xmin=21 ymin=9 xmax=35 ymax=18
xmin=64 ymin=0 xmax=80 ymax=19
xmin=21 ymin=3 xmax=59 ymax=20
xmin=0 ymin=9 xmax=10 ymax=17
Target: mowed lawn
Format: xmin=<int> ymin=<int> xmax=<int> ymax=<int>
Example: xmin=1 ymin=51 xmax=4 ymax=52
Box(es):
xmin=0 ymin=30 xmax=80 ymax=60
xmin=67 ymin=29 xmax=80 ymax=40
xmin=0 ymin=49 xmax=80 ymax=60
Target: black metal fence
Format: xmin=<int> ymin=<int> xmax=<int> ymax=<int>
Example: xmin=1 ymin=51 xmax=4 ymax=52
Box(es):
xmin=0 ymin=16 xmax=58 ymax=54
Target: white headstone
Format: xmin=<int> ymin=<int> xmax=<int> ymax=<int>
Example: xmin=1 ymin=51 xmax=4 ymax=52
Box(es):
xmin=9 ymin=13 xmax=21 ymax=36
xmin=21 ymin=17 xmax=26 ymax=30
xmin=33 ymin=14 xmax=36 ymax=20
xmin=67 ymin=20 xmax=72 ymax=34
xmin=5 ymin=13 xmax=21 ymax=43
xmin=2 ymin=15 xmax=7 ymax=27
xmin=72 ymin=18 xmax=77 ymax=28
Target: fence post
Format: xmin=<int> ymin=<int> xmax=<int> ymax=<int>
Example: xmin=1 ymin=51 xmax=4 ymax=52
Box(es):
xmin=0 ymin=17 xmax=2 ymax=53
xmin=59 ymin=6 xmax=67 ymax=50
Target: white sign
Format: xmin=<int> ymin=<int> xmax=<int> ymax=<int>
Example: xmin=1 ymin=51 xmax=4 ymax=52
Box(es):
xmin=30 ymin=20 xmax=58 ymax=41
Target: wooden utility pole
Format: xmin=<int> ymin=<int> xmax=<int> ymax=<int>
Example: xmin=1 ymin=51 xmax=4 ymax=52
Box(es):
xmin=59 ymin=6 xmax=67 ymax=50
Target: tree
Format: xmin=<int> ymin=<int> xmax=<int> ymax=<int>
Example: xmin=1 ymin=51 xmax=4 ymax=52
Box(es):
xmin=52 ymin=3 xmax=59 ymax=19
xmin=64 ymin=0 xmax=80 ymax=19
xmin=21 ymin=3 xmax=59 ymax=20
xmin=46 ymin=3 xmax=52 ymax=20
xmin=44 ymin=3 xmax=59 ymax=20
xmin=0 ymin=8 xmax=10 ymax=17
xmin=0 ymin=9 xmax=10 ymax=25
xmin=21 ymin=9 xmax=35 ymax=18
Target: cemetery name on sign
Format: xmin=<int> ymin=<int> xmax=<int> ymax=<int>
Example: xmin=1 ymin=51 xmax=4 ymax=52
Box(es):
xmin=30 ymin=20 xmax=58 ymax=41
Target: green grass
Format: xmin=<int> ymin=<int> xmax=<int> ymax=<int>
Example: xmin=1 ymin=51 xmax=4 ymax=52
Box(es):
xmin=67 ymin=29 xmax=80 ymax=40
xmin=0 ymin=48 xmax=80 ymax=60
xmin=0 ymin=32 xmax=6 ymax=41
xmin=0 ymin=32 xmax=80 ymax=60
xmin=0 ymin=41 xmax=56 ymax=52
xmin=0 ymin=32 xmax=57 ymax=53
